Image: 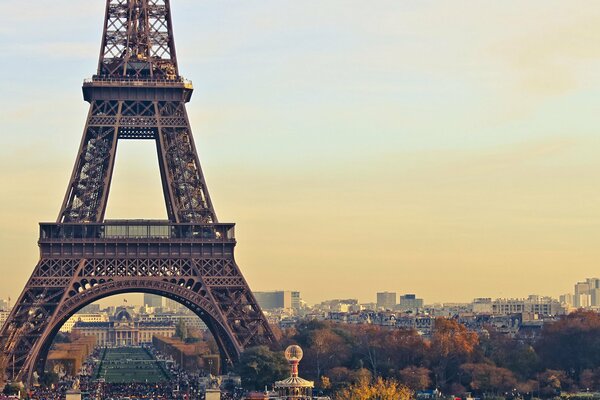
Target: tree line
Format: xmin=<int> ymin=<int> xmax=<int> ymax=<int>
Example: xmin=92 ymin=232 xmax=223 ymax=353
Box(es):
xmin=236 ymin=310 xmax=600 ymax=399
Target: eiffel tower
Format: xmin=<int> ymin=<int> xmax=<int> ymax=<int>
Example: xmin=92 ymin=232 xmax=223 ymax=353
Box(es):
xmin=0 ymin=0 xmax=275 ymax=385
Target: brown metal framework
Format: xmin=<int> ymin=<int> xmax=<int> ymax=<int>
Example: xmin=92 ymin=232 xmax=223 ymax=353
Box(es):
xmin=0 ymin=0 xmax=275 ymax=386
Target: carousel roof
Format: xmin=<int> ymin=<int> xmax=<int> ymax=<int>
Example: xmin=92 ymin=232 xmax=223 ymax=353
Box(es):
xmin=274 ymin=376 xmax=314 ymax=388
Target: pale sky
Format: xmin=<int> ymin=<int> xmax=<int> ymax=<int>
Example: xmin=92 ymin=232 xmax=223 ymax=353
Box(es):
xmin=0 ymin=1 xmax=599 ymax=306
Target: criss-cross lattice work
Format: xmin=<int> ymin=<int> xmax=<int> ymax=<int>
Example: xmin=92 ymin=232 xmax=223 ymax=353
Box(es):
xmin=0 ymin=0 xmax=275 ymax=387
xmin=99 ymin=0 xmax=178 ymax=79
xmin=59 ymin=98 xmax=216 ymax=224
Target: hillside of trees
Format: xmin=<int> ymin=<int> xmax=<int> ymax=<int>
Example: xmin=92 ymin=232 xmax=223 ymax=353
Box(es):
xmin=237 ymin=310 xmax=600 ymax=398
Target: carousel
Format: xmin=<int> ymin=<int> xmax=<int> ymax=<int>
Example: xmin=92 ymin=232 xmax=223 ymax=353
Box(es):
xmin=274 ymin=345 xmax=314 ymax=400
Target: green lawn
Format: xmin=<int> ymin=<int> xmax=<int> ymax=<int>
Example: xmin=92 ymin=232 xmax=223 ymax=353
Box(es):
xmin=95 ymin=347 xmax=170 ymax=384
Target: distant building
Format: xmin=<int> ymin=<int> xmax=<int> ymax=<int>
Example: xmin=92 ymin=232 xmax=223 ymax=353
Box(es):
xmin=315 ymin=299 xmax=359 ymax=313
xmin=0 ymin=310 xmax=10 ymax=330
xmin=141 ymin=312 xmax=207 ymax=331
xmin=73 ymin=307 xmax=175 ymax=346
xmin=60 ymin=312 xmax=109 ymax=333
xmin=397 ymin=294 xmax=424 ymax=311
xmin=559 ymin=293 xmax=574 ymax=308
xmin=396 ymin=315 xmax=435 ymax=336
xmin=79 ymin=304 xmax=101 ymax=314
xmin=0 ymin=298 xmax=10 ymax=311
xmin=491 ymin=295 xmax=564 ymax=316
xmin=574 ymin=278 xmax=600 ymax=308
xmin=144 ymin=293 xmax=163 ymax=309
xmin=376 ymin=292 xmax=396 ymax=310
xmin=472 ymin=298 xmax=493 ymax=314
xmin=255 ymin=291 xmax=300 ymax=311
xmin=164 ymin=298 xmax=185 ymax=312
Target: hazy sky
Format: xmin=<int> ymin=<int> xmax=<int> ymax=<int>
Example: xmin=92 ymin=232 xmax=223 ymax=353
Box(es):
xmin=0 ymin=1 xmax=599 ymax=306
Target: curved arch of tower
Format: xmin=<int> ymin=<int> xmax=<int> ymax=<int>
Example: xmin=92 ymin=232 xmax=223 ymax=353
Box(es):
xmin=0 ymin=0 xmax=275 ymax=386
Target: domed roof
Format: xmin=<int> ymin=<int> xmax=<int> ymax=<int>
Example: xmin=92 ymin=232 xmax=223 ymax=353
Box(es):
xmin=114 ymin=307 xmax=133 ymax=321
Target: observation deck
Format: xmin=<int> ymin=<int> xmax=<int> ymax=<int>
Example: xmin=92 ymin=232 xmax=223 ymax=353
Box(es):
xmin=38 ymin=220 xmax=236 ymax=258
xmin=82 ymin=76 xmax=194 ymax=102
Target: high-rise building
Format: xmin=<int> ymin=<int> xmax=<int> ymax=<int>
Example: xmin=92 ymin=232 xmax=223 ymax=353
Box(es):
xmin=397 ymin=294 xmax=424 ymax=311
xmin=144 ymin=294 xmax=163 ymax=309
xmin=574 ymin=278 xmax=600 ymax=307
xmin=164 ymin=298 xmax=185 ymax=312
xmin=254 ymin=291 xmax=301 ymax=311
xmin=376 ymin=292 xmax=397 ymax=310
xmin=559 ymin=294 xmax=574 ymax=307
xmin=0 ymin=298 xmax=9 ymax=311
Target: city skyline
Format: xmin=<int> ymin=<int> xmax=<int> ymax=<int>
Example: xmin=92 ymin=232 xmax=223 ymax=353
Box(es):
xmin=1 ymin=1 xmax=600 ymax=306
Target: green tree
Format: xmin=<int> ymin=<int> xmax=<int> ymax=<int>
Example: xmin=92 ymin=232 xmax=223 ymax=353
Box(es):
xmin=235 ymin=346 xmax=289 ymax=390
xmin=3 ymin=382 xmax=23 ymax=396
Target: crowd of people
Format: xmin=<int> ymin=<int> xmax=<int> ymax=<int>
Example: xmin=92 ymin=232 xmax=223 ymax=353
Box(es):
xmin=19 ymin=345 xmax=246 ymax=400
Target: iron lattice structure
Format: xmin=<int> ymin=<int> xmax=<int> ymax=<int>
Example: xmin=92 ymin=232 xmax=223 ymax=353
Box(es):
xmin=0 ymin=0 xmax=275 ymax=385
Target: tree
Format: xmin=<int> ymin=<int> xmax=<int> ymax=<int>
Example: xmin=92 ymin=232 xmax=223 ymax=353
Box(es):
xmin=320 ymin=376 xmax=332 ymax=390
xmin=335 ymin=377 xmax=412 ymax=400
xmin=351 ymin=325 xmax=426 ymax=378
xmin=580 ymin=368 xmax=600 ymax=391
xmin=536 ymin=311 xmax=600 ymax=380
xmin=460 ymin=363 xmax=517 ymax=395
xmin=328 ymin=367 xmax=358 ymax=387
xmin=327 ymin=367 xmax=372 ymax=388
xmin=398 ymin=366 xmax=432 ymax=391
xmin=3 ymin=382 xmax=23 ymax=396
xmin=235 ymin=346 xmax=289 ymax=390
xmin=480 ymin=328 xmax=539 ymax=380
xmin=302 ymin=328 xmax=351 ymax=378
xmin=536 ymin=369 xmax=571 ymax=398
xmin=429 ymin=318 xmax=479 ymax=388
xmin=175 ymin=319 xmax=188 ymax=341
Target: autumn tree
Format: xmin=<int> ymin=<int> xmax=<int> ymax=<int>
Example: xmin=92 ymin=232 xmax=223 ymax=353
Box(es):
xmin=536 ymin=311 xmax=600 ymax=380
xmin=306 ymin=329 xmax=351 ymax=378
xmin=335 ymin=377 xmax=412 ymax=400
xmin=429 ymin=317 xmax=479 ymax=388
xmin=480 ymin=328 xmax=540 ymax=380
xmin=460 ymin=363 xmax=517 ymax=395
xmin=327 ymin=367 xmax=372 ymax=389
xmin=398 ymin=366 xmax=432 ymax=391
xmin=536 ymin=369 xmax=572 ymax=397
xmin=349 ymin=324 xmax=427 ymax=378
